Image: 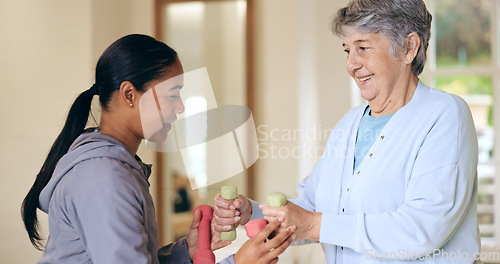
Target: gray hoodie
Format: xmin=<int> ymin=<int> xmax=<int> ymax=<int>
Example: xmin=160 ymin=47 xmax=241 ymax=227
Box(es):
xmin=37 ymin=131 xmax=234 ymax=264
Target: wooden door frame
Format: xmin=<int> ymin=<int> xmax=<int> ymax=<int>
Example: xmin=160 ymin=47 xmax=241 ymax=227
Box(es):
xmin=153 ymin=0 xmax=256 ymax=243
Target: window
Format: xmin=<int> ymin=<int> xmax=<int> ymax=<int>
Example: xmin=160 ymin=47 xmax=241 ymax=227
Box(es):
xmin=422 ymin=0 xmax=500 ymax=245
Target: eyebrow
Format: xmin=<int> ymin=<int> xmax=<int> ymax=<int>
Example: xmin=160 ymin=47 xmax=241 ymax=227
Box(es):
xmin=171 ymin=85 xmax=183 ymax=90
xmin=342 ymin=39 xmax=370 ymax=47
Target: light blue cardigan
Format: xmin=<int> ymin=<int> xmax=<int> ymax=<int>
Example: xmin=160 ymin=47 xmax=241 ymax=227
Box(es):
xmin=251 ymin=81 xmax=481 ymax=263
xmin=38 ymin=132 xmax=235 ymax=264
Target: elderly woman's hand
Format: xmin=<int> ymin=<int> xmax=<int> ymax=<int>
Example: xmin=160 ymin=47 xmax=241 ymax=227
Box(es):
xmin=259 ymin=201 xmax=321 ymax=242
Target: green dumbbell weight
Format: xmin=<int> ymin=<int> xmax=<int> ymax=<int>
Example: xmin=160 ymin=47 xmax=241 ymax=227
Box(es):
xmin=220 ymin=186 xmax=238 ymax=241
xmin=267 ymin=192 xmax=287 ymax=207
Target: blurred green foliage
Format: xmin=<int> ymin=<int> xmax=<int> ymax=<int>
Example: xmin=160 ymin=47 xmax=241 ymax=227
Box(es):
xmin=435 ymin=0 xmax=492 ymax=67
xmin=436 ymin=76 xmax=492 ymax=95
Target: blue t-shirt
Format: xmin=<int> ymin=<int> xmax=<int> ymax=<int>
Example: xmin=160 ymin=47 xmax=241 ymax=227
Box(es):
xmin=353 ymin=106 xmax=394 ymax=172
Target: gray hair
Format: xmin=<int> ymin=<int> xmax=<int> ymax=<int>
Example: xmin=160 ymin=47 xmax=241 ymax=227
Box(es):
xmin=331 ymin=0 xmax=432 ymax=76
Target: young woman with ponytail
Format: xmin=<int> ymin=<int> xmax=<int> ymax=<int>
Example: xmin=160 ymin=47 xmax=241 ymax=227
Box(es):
xmin=21 ymin=34 xmax=294 ymax=264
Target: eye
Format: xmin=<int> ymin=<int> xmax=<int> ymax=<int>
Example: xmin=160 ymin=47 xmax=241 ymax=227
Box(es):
xmin=344 ymin=49 xmax=350 ymax=55
xmin=360 ymin=47 xmax=369 ymax=51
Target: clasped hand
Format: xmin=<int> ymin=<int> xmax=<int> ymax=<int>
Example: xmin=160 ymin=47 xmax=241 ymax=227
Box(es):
xmin=212 ymin=193 xmax=321 ymax=244
xmin=188 ymin=200 xmax=296 ymax=264
xmin=259 ymin=201 xmax=321 ymax=242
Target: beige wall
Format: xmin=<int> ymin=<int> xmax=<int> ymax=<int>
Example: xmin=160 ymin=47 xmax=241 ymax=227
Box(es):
xmin=0 ymin=0 xmax=351 ymax=263
xmin=254 ymin=0 xmax=351 ymax=202
xmin=250 ymin=0 xmax=351 ymax=262
xmin=0 ymin=1 xmax=92 ymax=263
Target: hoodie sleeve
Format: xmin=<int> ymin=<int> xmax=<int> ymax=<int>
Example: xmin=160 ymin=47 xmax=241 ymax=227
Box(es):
xmin=71 ymin=158 xmax=153 ymax=264
xmin=158 ymin=237 xmax=191 ymax=264
xmin=158 ymin=237 xmax=236 ymax=264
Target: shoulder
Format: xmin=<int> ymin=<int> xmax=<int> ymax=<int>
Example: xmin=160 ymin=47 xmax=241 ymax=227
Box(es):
xmin=77 ymin=157 xmax=136 ymax=183
xmin=421 ymin=85 xmax=471 ymax=117
xmin=407 ymin=84 xmax=473 ymax=130
xmin=411 ymin=85 xmax=477 ymax=154
xmin=63 ymin=156 xmax=144 ymax=202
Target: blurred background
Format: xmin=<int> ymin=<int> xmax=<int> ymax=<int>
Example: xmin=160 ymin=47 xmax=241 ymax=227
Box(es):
xmin=1 ymin=0 xmax=500 ymax=263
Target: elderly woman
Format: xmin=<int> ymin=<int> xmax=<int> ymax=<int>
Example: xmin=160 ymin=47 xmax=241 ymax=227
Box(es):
xmin=213 ymin=0 xmax=480 ymax=263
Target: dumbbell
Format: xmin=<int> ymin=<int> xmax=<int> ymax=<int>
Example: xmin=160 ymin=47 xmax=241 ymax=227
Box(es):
xmin=245 ymin=192 xmax=287 ymax=238
xmin=193 ymin=205 xmax=215 ymax=264
xmin=220 ymin=186 xmax=238 ymax=241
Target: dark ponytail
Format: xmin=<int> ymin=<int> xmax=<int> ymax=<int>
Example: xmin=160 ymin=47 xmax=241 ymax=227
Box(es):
xmin=22 ymin=88 xmax=95 ymax=250
xmin=22 ymin=34 xmax=178 ymax=250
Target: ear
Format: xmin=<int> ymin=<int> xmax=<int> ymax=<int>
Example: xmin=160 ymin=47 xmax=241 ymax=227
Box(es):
xmin=404 ymin=32 xmax=421 ymax=65
xmin=119 ymin=81 xmax=137 ymax=108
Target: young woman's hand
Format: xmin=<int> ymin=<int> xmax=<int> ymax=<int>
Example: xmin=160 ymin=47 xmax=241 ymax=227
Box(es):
xmin=213 ymin=194 xmax=252 ymax=232
xmin=259 ymin=201 xmax=321 ymax=242
xmin=234 ymin=220 xmax=296 ymax=264
xmin=186 ymin=207 xmax=232 ymax=260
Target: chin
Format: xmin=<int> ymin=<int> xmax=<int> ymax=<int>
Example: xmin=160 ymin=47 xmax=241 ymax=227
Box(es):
xmin=146 ymin=125 xmax=171 ymax=142
xmin=359 ymin=90 xmax=376 ymax=102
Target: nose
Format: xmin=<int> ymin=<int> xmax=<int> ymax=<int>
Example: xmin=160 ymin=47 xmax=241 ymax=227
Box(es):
xmin=346 ymin=52 xmax=362 ymax=75
xmin=176 ymin=97 xmax=185 ymax=115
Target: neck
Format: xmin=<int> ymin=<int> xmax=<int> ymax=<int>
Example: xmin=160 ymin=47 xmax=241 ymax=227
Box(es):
xmin=99 ymin=112 xmax=141 ymax=156
xmin=369 ymin=75 xmax=419 ymax=117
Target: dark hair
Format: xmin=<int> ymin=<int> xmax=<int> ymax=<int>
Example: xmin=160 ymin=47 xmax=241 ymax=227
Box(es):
xmin=331 ymin=0 xmax=432 ymax=76
xmin=21 ymin=34 xmax=178 ymax=250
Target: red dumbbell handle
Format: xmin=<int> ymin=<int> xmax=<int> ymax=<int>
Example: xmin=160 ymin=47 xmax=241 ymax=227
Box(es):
xmin=193 ymin=205 xmax=215 ymax=264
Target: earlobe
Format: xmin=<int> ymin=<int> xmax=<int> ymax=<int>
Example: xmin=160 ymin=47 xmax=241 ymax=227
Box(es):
xmin=119 ymin=81 xmax=136 ymax=108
